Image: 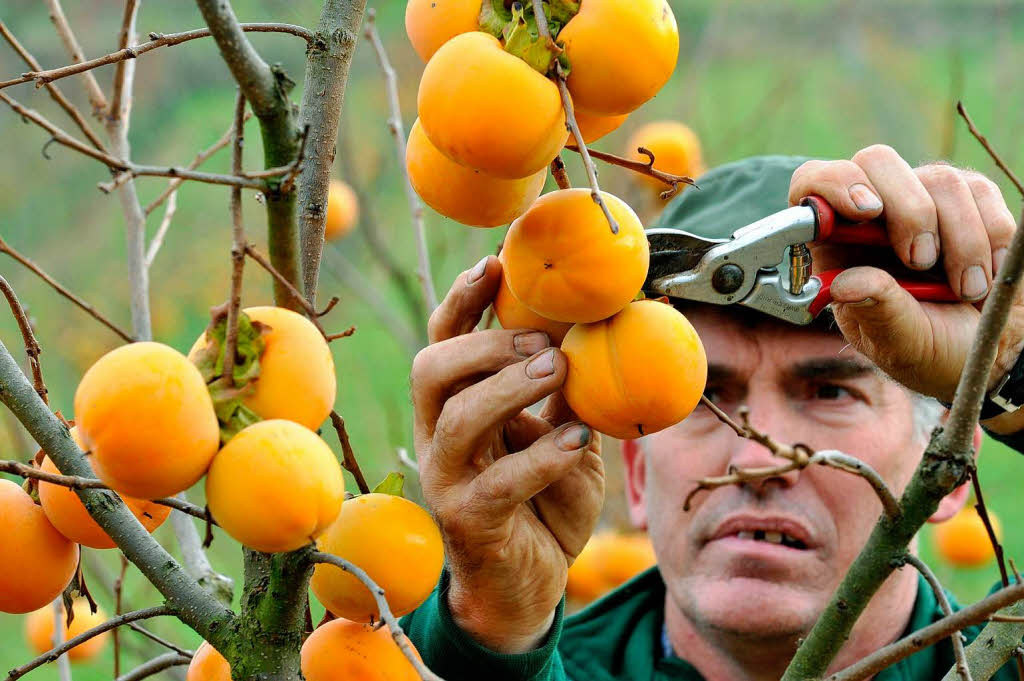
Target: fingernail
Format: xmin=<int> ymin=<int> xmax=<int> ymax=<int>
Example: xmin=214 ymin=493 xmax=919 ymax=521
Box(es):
xmin=513 ymin=331 xmax=550 ymax=357
xmin=525 ymin=348 xmax=556 ymax=379
xmin=844 ymin=297 xmax=877 ymax=308
xmin=994 ymin=248 xmax=1008 ymax=274
xmin=910 ymin=233 xmax=938 ymax=269
xmin=556 ymin=423 xmax=591 ymax=451
xmin=849 ymin=183 xmax=882 ymax=211
xmin=961 ymin=265 xmax=989 ymax=301
xmin=466 ymin=256 xmax=488 ymax=285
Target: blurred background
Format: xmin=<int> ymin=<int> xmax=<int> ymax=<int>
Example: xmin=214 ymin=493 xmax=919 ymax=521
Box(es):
xmin=2 ymin=0 xmax=1024 ymax=677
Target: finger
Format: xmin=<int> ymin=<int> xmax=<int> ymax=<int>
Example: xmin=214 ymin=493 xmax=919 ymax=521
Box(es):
xmin=963 ymin=172 xmax=1016 ymax=275
xmin=504 ymin=410 xmax=555 ymax=452
xmin=432 ymin=348 xmax=567 ymax=473
xmin=788 ymin=159 xmax=884 ymax=218
xmin=530 ymin=432 xmax=605 ymax=558
xmin=469 ymin=422 xmax=595 ymax=522
xmin=412 ymin=329 xmax=552 ymax=438
xmin=537 ymin=391 xmax=578 ymax=428
xmin=852 ymin=144 xmax=939 ymax=270
xmin=427 ymin=255 xmax=500 ymax=343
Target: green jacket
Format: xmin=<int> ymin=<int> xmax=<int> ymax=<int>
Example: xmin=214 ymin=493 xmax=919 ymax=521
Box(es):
xmin=402 ymin=568 xmax=1017 ymax=681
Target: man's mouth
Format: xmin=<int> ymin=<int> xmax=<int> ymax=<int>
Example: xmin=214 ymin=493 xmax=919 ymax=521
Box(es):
xmin=708 ymin=515 xmax=815 ymax=552
xmin=730 ymin=530 xmax=807 ymax=550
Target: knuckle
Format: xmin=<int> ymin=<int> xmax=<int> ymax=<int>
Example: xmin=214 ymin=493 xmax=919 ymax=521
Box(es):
xmin=852 ymin=143 xmax=897 ymax=166
xmin=917 ymin=163 xmax=964 ymax=193
xmin=966 ymin=173 xmax=1003 ymax=201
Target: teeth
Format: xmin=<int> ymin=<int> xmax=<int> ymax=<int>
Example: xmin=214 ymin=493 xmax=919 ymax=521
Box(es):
xmin=763 ymin=531 xmax=783 ymax=544
xmin=736 ymin=531 xmax=754 ymax=540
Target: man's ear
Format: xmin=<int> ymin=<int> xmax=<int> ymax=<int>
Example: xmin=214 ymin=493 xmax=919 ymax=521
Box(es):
xmin=928 ymin=423 xmax=983 ymax=524
xmin=622 ymin=439 xmax=649 ymax=529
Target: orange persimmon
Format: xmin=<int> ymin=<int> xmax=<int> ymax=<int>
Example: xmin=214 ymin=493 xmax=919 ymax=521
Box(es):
xmin=407 ymin=119 xmax=546 ymax=228
xmin=302 ymin=617 xmax=421 ymax=681
xmin=73 ymin=342 xmax=220 ymax=499
xmin=566 ymin=532 xmax=657 ymax=605
xmin=405 ymin=0 xmax=482 ymax=62
xmin=933 ymin=507 xmax=1002 ymax=568
xmin=560 ymin=0 xmax=679 ymax=116
xmin=626 ymin=121 xmax=705 ymax=193
xmin=494 ymin=248 xmax=573 ymax=344
xmin=418 ymin=32 xmax=565 ymax=179
xmin=570 ymin=109 xmax=629 ymax=146
xmin=325 ymin=180 xmax=359 ymax=241
xmin=502 ymin=188 xmax=649 ymax=323
xmin=186 ymin=642 xmax=232 ymax=681
xmin=25 ymin=599 xmax=108 ymax=661
xmin=561 ymin=300 xmax=707 ymax=439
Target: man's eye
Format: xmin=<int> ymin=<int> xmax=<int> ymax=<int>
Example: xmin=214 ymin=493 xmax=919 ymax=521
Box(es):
xmin=815 ymin=384 xmax=851 ymax=400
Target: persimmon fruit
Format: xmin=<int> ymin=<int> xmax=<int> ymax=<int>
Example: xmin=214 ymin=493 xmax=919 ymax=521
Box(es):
xmin=73 ymin=341 xmax=220 ymax=499
xmin=933 ymin=506 xmax=1002 ymax=568
xmin=301 ymin=617 xmax=421 ymax=681
xmin=626 ymin=121 xmax=705 ymax=193
xmin=494 ymin=248 xmax=573 ymax=344
xmin=407 ymin=119 xmax=546 ymax=228
xmin=38 ymin=431 xmax=171 ymax=550
xmin=502 ymin=188 xmax=649 ymax=324
xmin=418 ymin=32 xmax=565 ymax=179
xmin=187 ymin=642 xmax=231 ymax=681
xmin=560 ymin=0 xmax=679 ymax=116
xmin=405 ymin=0 xmax=481 ymax=62
xmin=571 ymin=109 xmax=629 ymax=145
xmin=311 ymin=493 xmax=443 ymax=622
xmin=0 ymin=479 xmax=79 ymax=614
xmin=25 ymin=599 xmax=108 ymax=661
xmin=325 ymin=180 xmax=359 ymax=241
xmin=206 ymin=419 xmax=345 ymax=553
xmin=566 ymin=532 xmax=657 ymax=605
xmin=190 ymin=306 xmax=336 ymax=431
xmin=561 ymin=300 xmax=707 ymax=439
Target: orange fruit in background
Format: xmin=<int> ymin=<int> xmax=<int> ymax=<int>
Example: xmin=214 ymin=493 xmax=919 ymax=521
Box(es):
xmin=25 ymin=599 xmax=108 ymax=661
xmin=570 ymin=109 xmax=629 ymax=146
xmin=502 ymin=188 xmax=649 ymax=324
xmin=0 ymin=479 xmax=79 ymax=614
xmin=494 ymin=248 xmax=573 ymax=344
xmin=302 ymin=617 xmax=421 ymax=681
xmin=187 ymin=642 xmax=231 ymax=681
xmin=560 ymin=0 xmax=679 ymax=116
xmin=311 ymin=493 xmax=443 ymax=623
xmin=38 ymin=431 xmax=170 ymax=549
xmin=407 ymin=118 xmax=546 ymax=228
xmin=325 ymin=180 xmax=358 ymax=241
xmin=562 ymin=300 xmax=707 ymax=439
xmin=405 ymin=0 xmax=482 ymax=62
xmin=626 ymin=121 xmax=706 ymax=193
xmin=933 ymin=506 xmax=1002 ymax=568
xmin=190 ymin=306 xmax=337 ymax=431
xmin=566 ymin=532 xmax=657 ymax=605
xmin=74 ymin=342 xmax=219 ymax=499
xmin=418 ymin=32 xmax=565 ymax=179
xmin=206 ymin=419 xmax=345 ymax=553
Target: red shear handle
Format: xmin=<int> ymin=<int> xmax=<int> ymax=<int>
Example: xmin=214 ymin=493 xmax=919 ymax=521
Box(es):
xmin=809 ymin=269 xmax=960 ymax=317
xmin=802 ymin=195 xmax=890 ymax=246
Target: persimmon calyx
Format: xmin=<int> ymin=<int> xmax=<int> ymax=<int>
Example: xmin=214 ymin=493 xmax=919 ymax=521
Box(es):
xmin=371 ymin=472 xmax=406 ymax=498
xmin=502 ymin=4 xmax=559 ymax=75
xmin=479 ymin=0 xmax=512 ymax=38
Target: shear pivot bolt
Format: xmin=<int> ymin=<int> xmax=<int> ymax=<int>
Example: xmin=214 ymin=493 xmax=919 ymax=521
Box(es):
xmin=712 ymin=264 xmax=744 ymax=294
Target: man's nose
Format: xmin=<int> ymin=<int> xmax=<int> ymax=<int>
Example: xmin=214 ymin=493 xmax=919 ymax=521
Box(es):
xmin=724 ymin=401 xmax=802 ymax=492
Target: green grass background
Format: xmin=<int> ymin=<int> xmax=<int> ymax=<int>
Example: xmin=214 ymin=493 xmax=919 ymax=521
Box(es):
xmin=2 ymin=0 xmax=1024 ymax=677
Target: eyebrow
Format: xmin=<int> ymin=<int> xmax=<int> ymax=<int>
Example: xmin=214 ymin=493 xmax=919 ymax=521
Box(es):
xmin=788 ymin=358 xmax=876 ymax=380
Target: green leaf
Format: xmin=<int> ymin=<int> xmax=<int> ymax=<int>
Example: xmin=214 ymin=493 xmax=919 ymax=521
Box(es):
xmin=372 ymin=472 xmax=406 ymax=497
xmin=478 ymin=0 xmax=512 ymax=38
xmin=502 ymin=4 xmax=557 ymax=75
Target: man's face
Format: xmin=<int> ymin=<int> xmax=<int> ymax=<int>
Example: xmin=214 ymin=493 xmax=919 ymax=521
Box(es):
xmin=634 ymin=306 xmax=925 ymax=638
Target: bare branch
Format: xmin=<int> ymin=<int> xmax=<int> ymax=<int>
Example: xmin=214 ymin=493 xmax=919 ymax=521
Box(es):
xmin=0 ymin=22 xmax=105 ymax=152
xmin=364 ymin=9 xmax=438 ymax=311
xmin=42 ymin=0 xmax=107 ymax=114
xmin=550 ymin=156 xmax=571 ymax=190
xmin=108 ymin=0 xmax=140 ymax=123
xmin=243 ymin=244 xmax=327 ymax=334
xmin=565 ymin=144 xmax=698 ymax=200
xmin=958 ymin=101 xmax=1024 ymax=197
xmin=0 ymin=274 xmax=47 ymax=404
xmin=297 ymin=0 xmax=367 ymax=301
xmin=223 ymin=91 xmax=248 ymax=382
xmin=125 ymin=623 xmax=193 ymax=658
xmin=397 ymin=447 xmax=419 ymax=473
xmin=52 ymin=599 xmax=71 ymax=681
xmin=310 ymin=552 xmax=445 ymax=681
xmin=325 ymin=326 xmax=356 ymax=341
xmin=901 ymin=554 xmax=973 ymax=681
xmin=329 ymin=411 xmax=370 ymax=494
xmin=971 ymin=467 xmax=1012 ymax=588
xmin=113 ymin=556 xmax=128 ymax=677
xmin=114 ymin=652 xmax=191 ymax=681
xmin=7 ymin=606 xmax=172 ymax=681
xmin=0 ymin=235 xmax=133 ymax=342
xmin=145 ymin=192 xmax=178 ymax=269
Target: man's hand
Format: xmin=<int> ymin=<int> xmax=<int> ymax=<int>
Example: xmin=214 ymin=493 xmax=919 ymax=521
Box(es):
xmin=411 ymin=255 xmax=604 ymax=653
xmin=789 ymin=145 xmax=1024 ymax=428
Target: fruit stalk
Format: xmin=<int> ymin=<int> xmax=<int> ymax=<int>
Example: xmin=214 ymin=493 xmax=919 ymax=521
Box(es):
xmin=223 ymin=91 xmax=248 ymax=383
xmin=296 ymin=0 xmax=368 ymax=303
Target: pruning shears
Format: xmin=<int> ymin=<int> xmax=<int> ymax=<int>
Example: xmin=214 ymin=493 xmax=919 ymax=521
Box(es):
xmin=644 ymin=195 xmax=960 ymax=325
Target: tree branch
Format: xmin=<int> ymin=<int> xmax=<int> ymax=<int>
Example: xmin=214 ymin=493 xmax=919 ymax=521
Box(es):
xmin=329 ymin=411 xmax=369 ymax=494
xmin=42 ymin=0 xmax=107 ymax=115
xmin=125 ymin=623 xmax=193 ymax=658
xmin=114 ymin=652 xmax=191 ymax=681
xmin=364 ymin=9 xmax=438 ymax=311
xmin=108 ymin=0 xmax=139 ymax=123
xmin=310 ymin=552 xmax=445 ymax=681
xmin=565 ymin=144 xmax=698 ymax=200
xmin=0 ymin=275 xmax=47 ymax=404
xmin=901 ymin=554 xmax=972 ymax=681
xmin=297 ymin=0 xmax=367 ymax=302
xmin=0 ymin=235 xmax=133 ymax=342
xmin=223 ymin=91 xmax=248 ymax=382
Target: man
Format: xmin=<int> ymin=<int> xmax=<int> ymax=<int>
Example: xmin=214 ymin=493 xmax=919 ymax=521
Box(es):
xmin=402 ymin=146 xmax=1024 ymax=680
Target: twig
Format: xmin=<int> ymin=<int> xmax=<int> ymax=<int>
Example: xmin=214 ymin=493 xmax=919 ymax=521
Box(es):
xmin=113 ymin=555 xmax=129 ymax=677
xmin=989 ymin=615 xmax=1024 ymax=623
xmin=0 ymin=275 xmax=47 ymax=404
xmin=108 ymin=0 xmax=139 ymax=123
xmin=7 ymin=606 xmax=171 ymax=681
xmin=223 ymin=91 xmax=248 ymax=382
xmin=42 ymin=0 xmax=107 ymax=115
xmin=972 ymin=467 xmax=1011 ymax=588
xmin=958 ymin=101 xmax=1024 ymax=196
xmin=325 ymin=326 xmax=356 ymax=341
xmin=902 ymin=554 xmax=973 ymax=681
xmin=828 ymin=582 xmax=1024 ymax=681
xmin=0 ymin=235 xmax=132 ymax=342
xmin=531 ymin=0 xmax=617 ymax=235
xmin=0 ymin=22 xmax=105 ymax=152
xmin=125 ymin=624 xmax=193 ymax=658
xmin=0 ymin=24 xmax=313 ymax=92
xmin=113 ymin=652 xmax=191 ymax=681
xmin=242 ymin=244 xmax=327 ymax=334
xmin=396 ymin=447 xmax=419 ymax=474
xmin=329 ymin=411 xmax=370 ymax=494
xmin=565 ymin=144 xmax=698 ymax=200
xmin=317 ymin=297 xmax=340 ymax=318
xmin=310 ymin=552 xmax=445 ymax=681
xmin=52 ymin=599 xmax=71 ymax=681
xmin=550 ymin=156 xmax=571 ymax=190
xmin=364 ymin=8 xmax=438 ymax=311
